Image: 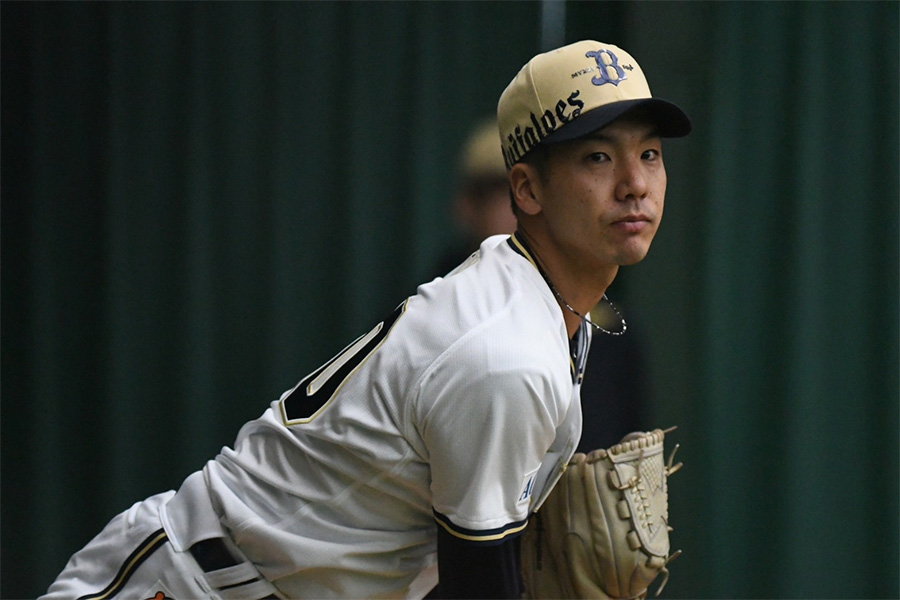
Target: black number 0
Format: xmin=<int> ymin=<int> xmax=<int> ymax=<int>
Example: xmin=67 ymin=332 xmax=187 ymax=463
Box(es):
xmin=280 ymin=301 xmax=407 ymax=425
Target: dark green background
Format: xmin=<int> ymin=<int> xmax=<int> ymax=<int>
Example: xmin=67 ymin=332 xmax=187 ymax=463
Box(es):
xmin=2 ymin=2 xmax=897 ymax=598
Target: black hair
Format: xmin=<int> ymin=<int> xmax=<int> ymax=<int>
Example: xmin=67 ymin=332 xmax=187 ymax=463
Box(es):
xmin=508 ymin=143 xmax=551 ymax=216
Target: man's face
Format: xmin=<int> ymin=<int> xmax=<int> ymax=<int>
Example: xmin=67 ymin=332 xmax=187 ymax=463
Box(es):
xmin=531 ymin=117 xmax=668 ymax=274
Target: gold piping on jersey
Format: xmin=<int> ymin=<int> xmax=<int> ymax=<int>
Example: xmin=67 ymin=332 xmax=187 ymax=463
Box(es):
xmin=570 ymin=320 xmax=589 ymax=385
xmin=507 ymin=231 xmax=539 ymax=271
xmin=433 ymin=510 xmax=529 ymax=543
xmin=77 ymin=528 xmax=169 ymax=600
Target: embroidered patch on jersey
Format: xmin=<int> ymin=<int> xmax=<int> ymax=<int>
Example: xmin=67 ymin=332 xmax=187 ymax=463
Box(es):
xmin=518 ymin=468 xmax=539 ymax=505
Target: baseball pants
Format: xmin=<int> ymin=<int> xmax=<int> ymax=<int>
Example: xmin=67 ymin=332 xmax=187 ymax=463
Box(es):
xmin=41 ymin=491 xmax=282 ymax=600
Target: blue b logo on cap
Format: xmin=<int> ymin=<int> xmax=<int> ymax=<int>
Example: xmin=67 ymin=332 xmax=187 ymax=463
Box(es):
xmin=586 ymin=49 xmax=627 ymax=86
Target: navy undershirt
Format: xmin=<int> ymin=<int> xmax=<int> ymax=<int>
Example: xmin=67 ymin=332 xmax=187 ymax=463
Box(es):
xmin=426 ymin=525 xmax=523 ymax=598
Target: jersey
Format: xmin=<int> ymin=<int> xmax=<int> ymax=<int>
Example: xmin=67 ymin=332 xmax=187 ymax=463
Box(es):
xmin=156 ymin=233 xmax=590 ymax=598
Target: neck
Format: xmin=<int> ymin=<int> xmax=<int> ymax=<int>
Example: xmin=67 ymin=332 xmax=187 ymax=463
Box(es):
xmin=513 ymin=229 xmax=619 ymax=338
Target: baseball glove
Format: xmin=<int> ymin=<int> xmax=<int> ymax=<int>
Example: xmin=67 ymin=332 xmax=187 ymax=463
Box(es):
xmin=521 ymin=428 xmax=682 ymax=599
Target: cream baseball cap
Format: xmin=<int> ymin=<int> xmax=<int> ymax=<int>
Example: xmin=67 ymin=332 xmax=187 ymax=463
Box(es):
xmin=459 ymin=118 xmax=507 ymax=181
xmin=497 ymin=40 xmax=691 ymax=169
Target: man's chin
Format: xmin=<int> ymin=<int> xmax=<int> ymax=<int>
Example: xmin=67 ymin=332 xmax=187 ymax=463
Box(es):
xmin=616 ymin=246 xmax=652 ymax=266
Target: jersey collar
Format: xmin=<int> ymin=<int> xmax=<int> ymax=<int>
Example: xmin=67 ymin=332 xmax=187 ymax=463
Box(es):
xmin=506 ymin=231 xmax=539 ymax=270
xmin=508 ymin=232 xmax=589 ymax=384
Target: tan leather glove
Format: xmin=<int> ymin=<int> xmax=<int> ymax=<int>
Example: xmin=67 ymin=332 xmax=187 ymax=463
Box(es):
xmin=521 ymin=428 xmax=682 ymax=599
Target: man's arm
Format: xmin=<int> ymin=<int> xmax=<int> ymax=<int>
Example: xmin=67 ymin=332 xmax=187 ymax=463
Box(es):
xmin=429 ymin=525 xmax=522 ymax=599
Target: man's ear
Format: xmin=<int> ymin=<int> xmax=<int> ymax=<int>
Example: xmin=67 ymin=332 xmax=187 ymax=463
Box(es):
xmin=509 ymin=163 xmax=543 ymax=216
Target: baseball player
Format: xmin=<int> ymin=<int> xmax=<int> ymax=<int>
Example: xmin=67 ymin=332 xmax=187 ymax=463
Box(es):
xmin=43 ymin=40 xmax=690 ymax=599
xmin=438 ymin=118 xmax=650 ymax=453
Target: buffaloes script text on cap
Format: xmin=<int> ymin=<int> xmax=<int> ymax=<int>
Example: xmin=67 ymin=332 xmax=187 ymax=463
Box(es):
xmin=497 ymin=40 xmax=692 ymax=169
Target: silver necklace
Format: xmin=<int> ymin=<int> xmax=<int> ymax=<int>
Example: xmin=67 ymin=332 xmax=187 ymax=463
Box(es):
xmin=514 ymin=230 xmax=627 ymax=336
xmin=548 ymin=284 xmax=627 ymax=336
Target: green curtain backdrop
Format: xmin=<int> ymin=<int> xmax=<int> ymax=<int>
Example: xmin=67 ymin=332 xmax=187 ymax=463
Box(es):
xmin=616 ymin=2 xmax=899 ymax=598
xmin=2 ymin=2 xmax=897 ymax=598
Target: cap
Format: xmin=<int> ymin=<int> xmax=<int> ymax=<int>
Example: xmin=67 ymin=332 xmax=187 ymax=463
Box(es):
xmin=497 ymin=40 xmax=691 ymax=169
xmin=458 ymin=118 xmax=507 ymax=181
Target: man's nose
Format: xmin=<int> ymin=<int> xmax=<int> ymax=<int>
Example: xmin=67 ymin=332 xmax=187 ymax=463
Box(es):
xmin=615 ymin=160 xmax=649 ymax=202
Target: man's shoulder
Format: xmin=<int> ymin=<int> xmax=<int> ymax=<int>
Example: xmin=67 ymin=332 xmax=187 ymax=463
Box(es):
xmin=408 ymin=248 xmax=558 ymax=349
xmin=379 ymin=235 xmax=566 ymax=383
xmin=419 ymin=235 xmax=550 ymax=314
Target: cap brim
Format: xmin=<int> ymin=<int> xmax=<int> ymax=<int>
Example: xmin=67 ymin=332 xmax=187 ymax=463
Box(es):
xmin=543 ymin=98 xmax=692 ymax=143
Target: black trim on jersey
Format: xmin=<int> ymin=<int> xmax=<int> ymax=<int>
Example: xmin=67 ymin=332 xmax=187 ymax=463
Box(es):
xmin=570 ymin=320 xmax=590 ymax=385
xmin=506 ymin=231 xmax=536 ymax=267
xmin=433 ymin=509 xmax=528 ymax=546
xmin=77 ymin=528 xmax=169 ymax=600
xmin=509 ymin=232 xmax=590 ymax=383
xmin=281 ymin=301 xmax=406 ymax=423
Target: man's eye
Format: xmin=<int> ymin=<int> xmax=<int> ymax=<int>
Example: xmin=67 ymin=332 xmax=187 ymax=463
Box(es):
xmin=642 ymin=149 xmax=661 ymax=160
xmin=588 ymin=152 xmax=610 ymax=162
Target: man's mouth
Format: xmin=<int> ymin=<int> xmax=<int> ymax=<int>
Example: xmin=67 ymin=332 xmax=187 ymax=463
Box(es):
xmin=612 ymin=214 xmax=652 ymax=233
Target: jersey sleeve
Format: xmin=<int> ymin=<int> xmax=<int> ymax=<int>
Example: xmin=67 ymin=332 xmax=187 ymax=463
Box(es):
xmin=417 ymin=331 xmax=570 ymax=541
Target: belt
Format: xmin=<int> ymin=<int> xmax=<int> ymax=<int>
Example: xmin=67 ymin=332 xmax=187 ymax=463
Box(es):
xmin=190 ymin=537 xmax=242 ymax=571
xmin=189 ymin=538 xmax=279 ymax=599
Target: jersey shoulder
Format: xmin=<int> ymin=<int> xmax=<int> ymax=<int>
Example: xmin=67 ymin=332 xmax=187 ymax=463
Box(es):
xmin=402 ymin=237 xmax=573 ymax=416
xmin=397 ymin=236 xmax=567 ymax=376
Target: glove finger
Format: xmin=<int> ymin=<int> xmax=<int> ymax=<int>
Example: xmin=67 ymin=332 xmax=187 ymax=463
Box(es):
xmin=581 ymin=450 xmax=621 ymax=597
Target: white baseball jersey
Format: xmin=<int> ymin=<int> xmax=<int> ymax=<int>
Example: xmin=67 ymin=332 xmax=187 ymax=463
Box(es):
xmin=165 ymin=234 xmax=589 ymax=597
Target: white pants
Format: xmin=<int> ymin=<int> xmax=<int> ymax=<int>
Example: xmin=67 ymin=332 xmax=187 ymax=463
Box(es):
xmin=42 ymin=491 xmax=282 ymax=600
